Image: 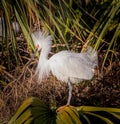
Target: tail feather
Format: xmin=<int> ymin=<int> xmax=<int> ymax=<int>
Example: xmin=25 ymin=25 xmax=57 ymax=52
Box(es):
xmin=85 ymin=46 xmax=98 ymax=68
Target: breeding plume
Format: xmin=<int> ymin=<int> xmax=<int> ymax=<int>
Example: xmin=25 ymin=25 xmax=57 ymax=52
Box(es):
xmin=32 ymin=31 xmax=98 ymax=105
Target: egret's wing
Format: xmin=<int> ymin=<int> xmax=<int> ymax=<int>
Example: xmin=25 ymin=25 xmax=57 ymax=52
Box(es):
xmin=66 ymin=53 xmax=95 ymax=80
xmin=49 ymin=50 xmax=97 ymax=83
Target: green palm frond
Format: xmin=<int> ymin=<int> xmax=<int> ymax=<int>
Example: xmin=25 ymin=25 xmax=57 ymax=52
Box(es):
xmin=9 ymin=97 xmax=120 ymax=124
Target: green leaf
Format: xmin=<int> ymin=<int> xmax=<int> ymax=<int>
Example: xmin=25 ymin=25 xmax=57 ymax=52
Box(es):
xmin=85 ymin=112 xmax=114 ymax=124
xmin=110 ymin=112 xmax=120 ymax=120
xmin=8 ymin=97 xmax=46 ymax=123
xmin=9 ymin=109 xmax=32 ymax=124
xmin=56 ymin=106 xmax=82 ymax=124
xmin=76 ymin=106 xmax=120 ymax=113
xmin=24 ymin=117 xmax=33 ymax=124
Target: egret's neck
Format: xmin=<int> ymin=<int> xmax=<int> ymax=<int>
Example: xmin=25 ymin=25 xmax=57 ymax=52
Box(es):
xmin=39 ymin=47 xmax=51 ymax=63
xmin=36 ymin=47 xmax=51 ymax=82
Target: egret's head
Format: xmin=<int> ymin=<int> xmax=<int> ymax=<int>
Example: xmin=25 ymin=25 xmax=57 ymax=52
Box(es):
xmin=32 ymin=31 xmax=41 ymax=51
xmin=35 ymin=44 xmax=41 ymax=52
xmin=31 ymin=31 xmax=53 ymax=57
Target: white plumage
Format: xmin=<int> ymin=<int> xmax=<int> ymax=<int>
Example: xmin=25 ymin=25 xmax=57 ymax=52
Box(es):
xmin=32 ymin=31 xmax=98 ymax=105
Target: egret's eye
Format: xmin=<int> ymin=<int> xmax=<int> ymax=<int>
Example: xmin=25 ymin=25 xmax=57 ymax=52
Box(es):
xmin=32 ymin=44 xmax=40 ymax=58
xmin=36 ymin=44 xmax=42 ymax=51
xmin=36 ymin=44 xmax=40 ymax=49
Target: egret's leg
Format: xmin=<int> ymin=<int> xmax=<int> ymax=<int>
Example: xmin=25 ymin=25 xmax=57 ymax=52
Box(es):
xmin=67 ymin=81 xmax=72 ymax=105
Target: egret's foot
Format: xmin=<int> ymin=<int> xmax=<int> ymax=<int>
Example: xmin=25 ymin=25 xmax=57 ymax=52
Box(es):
xmin=56 ymin=105 xmax=71 ymax=112
xmin=56 ymin=105 xmax=68 ymax=112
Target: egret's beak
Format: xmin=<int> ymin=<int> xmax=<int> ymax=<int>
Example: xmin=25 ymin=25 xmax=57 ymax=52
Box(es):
xmin=32 ymin=45 xmax=40 ymax=58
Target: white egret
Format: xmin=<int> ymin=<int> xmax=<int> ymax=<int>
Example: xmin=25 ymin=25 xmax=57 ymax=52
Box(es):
xmin=32 ymin=31 xmax=98 ymax=105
